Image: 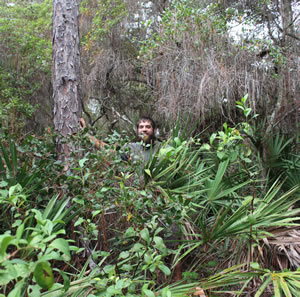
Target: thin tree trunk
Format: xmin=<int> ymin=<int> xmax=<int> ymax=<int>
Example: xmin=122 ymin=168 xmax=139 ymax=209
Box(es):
xmin=266 ymin=0 xmax=295 ymax=134
xmin=52 ymin=0 xmax=81 ymax=162
xmin=280 ymin=0 xmax=295 ymax=45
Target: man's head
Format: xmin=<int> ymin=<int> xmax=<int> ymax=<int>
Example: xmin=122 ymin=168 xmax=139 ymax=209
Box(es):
xmin=137 ymin=117 xmax=156 ymax=144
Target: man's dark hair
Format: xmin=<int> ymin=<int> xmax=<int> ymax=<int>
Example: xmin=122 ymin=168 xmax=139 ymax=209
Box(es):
xmin=136 ymin=117 xmax=156 ymax=130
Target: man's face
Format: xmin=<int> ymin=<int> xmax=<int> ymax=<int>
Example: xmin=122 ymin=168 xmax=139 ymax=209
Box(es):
xmin=137 ymin=120 xmax=155 ymax=143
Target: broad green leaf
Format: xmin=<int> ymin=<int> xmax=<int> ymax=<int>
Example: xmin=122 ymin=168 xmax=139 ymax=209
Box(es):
xmin=115 ymin=278 xmax=131 ymax=289
xmin=74 ymin=217 xmax=84 ymax=227
xmin=9 ymin=184 xmax=22 ymax=198
xmin=132 ymin=243 xmax=144 ymax=252
xmin=34 ymin=262 xmax=54 ymax=290
xmin=92 ymin=210 xmax=101 ymax=218
xmin=79 ymin=157 xmax=88 ymax=168
xmin=107 ymin=285 xmax=122 ymax=295
xmin=250 ymin=262 xmax=260 ymax=270
xmin=49 ymin=238 xmax=70 ymax=260
xmin=0 ymin=234 xmax=14 ymax=257
xmin=143 ymin=289 xmax=155 ymax=297
xmin=140 ymin=228 xmax=150 ymax=244
xmin=103 ymin=265 xmax=115 ymax=274
xmin=119 ymin=251 xmax=130 ymax=259
xmin=210 ymin=133 xmax=217 ymax=145
xmin=159 ymin=264 xmax=171 ymax=276
xmin=161 ymin=287 xmax=172 ymax=297
xmin=125 ymin=226 xmax=136 ymax=238
xmin=26 ymin=285 xmax=41 ymax=297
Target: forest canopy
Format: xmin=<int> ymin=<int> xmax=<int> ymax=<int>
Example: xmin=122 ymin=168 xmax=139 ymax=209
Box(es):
xmin=0 ymin=0 xmax=298 ymax=135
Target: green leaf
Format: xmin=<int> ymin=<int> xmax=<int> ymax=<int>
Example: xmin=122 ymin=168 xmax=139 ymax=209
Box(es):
xmin=217 ymin=151 xmax=226 ymax=160
xmin=279 ymin=276 xmax=292 ymax=297
xmin=144 ymin=169 xmax=152 ymax=177
xmin=74 ymin=217 xmax=84 ymax=227
xmin=115 ymin=278 xmax=131 ymax=290
xmin=16 ymin=223 xmax=24 ymax=241
xmin=79 ymin=157 xmax=88 ymax=168
xmin=92 ymin=210 xmax=101 ymax=218
xmin=200 ymin=143 xmax=210 ymax=151
xmin=143 ymin=289 xmax=155 ymax=297
xmin=144 ymin=252 xmax=152 ymax=264
xmin=132 ymin=243 xmax=144 ymax=252
xmin=26 ymin=285 xmax=41 ymax=297
xmin=49 ymin=238 xmax=70 ymax=260
xmin=159 ymin=264 xmax=171 ymax=276
xmin=107 ymin=285 xmax=122 ymax=295
xmin=244 ymin=108 xmax=252 ymax=117
xmin=119 ymin=251 xmax=130 ymax=259
xmin=241 ymin=93 xmax=248 ymax=103
xmin=125 ymin=227 xmax=136 ymax=238
xmin=255 ymin=275 xmax=272 ymax=297
xmin=54 ymin=268 xmax=70 ymax=292
xmin=9 ymin=184 xmax=22 ymax=198
xmin=0 ymin=181 xmax=8 ymax=187
xmin=0 ymin=234 xmax=14 ymax=257
xmin=210 ymin=133 xmax=217 ymax=145
xmin=236 ymin=105 xmax=245 ymax=111
xmin=140 ymin=228 xmax=150 ymax=244
xmin=273 ymin=278 xmax=281 ymax=297
xmin=161 ymin=287 xmax=172 ymax=297
xmin=103 ymin=264 xmax=115 ymax=274
xmin=34 ymin=262 xmax=54 ymax=290
xmin=120 ymin=264 xmax=133 ymax=271
xmin=250 ymin=262 xmax=260 ymax=270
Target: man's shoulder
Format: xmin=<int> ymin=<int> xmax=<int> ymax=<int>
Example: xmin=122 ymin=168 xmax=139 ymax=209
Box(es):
xmin=125 ymin=142 xmax=142 ymax=149
xmin=122 ymin=142 xmax=143 ymax=153
xmin=123 ymin=141 xmax=163 ymax=151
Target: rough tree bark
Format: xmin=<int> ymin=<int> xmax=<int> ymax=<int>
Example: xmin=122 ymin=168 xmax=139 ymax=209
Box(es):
xmin=266 ymin=0 xmax=297 ymax=134
xmin=52 ymin=0 xmax=81 ymax=162
xmin=280 ymin=0 xmax=295 ymax=44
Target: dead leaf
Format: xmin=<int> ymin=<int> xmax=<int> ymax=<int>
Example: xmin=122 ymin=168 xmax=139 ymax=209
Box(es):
xmin=193 ymin=287 xmax=206 ymax=296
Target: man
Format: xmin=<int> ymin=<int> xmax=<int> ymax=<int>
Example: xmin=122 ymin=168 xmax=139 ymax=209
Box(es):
xmin=121 ymin=117 xmax=161 ymax=164
xmin=80 ymin=117 xmax=181 ymax=279
xmin=80 ymin=116 xmax=161 ymax=163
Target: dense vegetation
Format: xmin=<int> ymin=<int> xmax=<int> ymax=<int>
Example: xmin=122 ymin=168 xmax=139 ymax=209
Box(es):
xmin=1 ymin=102 xmax=300 ymax=296
xmin=0 ymin=0 xmax=299 ymax=296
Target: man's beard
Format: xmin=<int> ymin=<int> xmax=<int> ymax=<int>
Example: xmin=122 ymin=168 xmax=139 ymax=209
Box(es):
xmin=139 ymin=133 xmax=156 ymax=145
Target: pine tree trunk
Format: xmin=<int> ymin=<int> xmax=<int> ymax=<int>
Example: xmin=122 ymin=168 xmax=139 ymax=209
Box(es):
xmin=52 ymin=0 xmax=81 ymax=162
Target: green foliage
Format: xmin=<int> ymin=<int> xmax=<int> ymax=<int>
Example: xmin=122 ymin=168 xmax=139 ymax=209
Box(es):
xmin=0 ymin=0 xmax=52 ymax=134
xmin=1 ymin=97 xmax=300 ymax=296
xmin=0 ymin=139 xmax=45 ymax=193
xmin=0 ymin=0 xmax=52 ymax=71
xmin=81 ymin=0 xmax=128 ymax=48
xmin=140 ymin=1 xmax=229 ymax=60
xmin=0 ymin=193 xmax=77 ymax=297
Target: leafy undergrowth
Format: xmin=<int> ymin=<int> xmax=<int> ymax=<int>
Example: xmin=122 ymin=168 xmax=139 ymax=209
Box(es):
xmin=1 ymin=109 xmax=300 ymax=296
